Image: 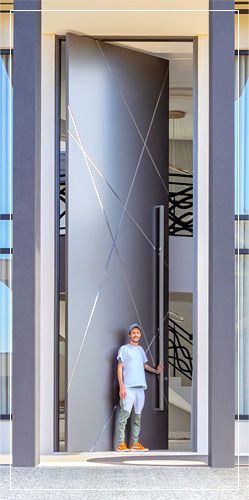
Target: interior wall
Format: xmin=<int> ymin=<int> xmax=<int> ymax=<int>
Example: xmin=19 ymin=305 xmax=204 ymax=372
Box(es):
xmin=196 ymin=34 xmax=209 ymax=455
xmin=169 ymin=293 xmax=193 ymax=334
xmin=169 ymin=140 xmax=193 ymax=173
xmin=169 ymin=293 xmax=193 ymax=385
xmin=169 ymin=236 xmax=193 ymax=293
xmin=169 ymin=404 xmax=191 ymax=439
xmin=40 ymin=33 xmax=55 ymax=455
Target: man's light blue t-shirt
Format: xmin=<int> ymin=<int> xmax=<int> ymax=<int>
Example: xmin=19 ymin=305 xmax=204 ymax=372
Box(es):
xmin=117 ymin=344 xmax=148 ymax=389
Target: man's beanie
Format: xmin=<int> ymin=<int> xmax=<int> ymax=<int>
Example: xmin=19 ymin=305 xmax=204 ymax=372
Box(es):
xmin=128 ymin=323 xmax=142 ymax=334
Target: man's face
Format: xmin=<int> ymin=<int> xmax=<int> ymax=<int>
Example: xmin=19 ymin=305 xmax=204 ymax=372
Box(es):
xmin=129 ymin=327 xmax=141 ymax=344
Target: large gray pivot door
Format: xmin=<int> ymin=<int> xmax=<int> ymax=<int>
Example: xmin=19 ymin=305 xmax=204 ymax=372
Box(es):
xmin=66 ymin=34 xmax=169 ymax=452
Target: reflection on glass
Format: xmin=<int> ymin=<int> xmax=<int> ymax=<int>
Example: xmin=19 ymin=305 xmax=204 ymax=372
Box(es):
xmin=235 ymin=55 xmax=249 ymax=418
xmin=235 ymin=255 xmax=249 ymax=416
xmin=0 ymin=53 xmax=12 ymax=419
xmin=235 ymin=220 xmax=249 ymax=250
xmin=235 ymin=56 xmax=249 ymax=215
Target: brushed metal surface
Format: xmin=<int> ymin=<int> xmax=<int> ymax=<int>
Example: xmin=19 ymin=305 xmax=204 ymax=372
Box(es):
xmin=67 ymin=34 xmax=169 ymax=452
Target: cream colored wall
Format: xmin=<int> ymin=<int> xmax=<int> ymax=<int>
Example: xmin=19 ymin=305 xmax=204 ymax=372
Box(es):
xmin=1 ymin=7 xmax=249 ymax=50
xmin=235 ymin=14 xmax=249 ymax=49
xmin=0 ymin=13 xmax=13 ymax=48
xmin=42 ymin=1 xmax=209 ymax=36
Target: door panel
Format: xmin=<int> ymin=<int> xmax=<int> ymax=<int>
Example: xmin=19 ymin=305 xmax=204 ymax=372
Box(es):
xmin=66 ymin=34 xmax=169 ymax=451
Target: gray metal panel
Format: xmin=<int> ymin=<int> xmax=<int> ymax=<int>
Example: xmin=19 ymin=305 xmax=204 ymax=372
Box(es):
xmin=67 ymin=35 xmax=168 ymax=451
xmin=209 ymin=1 xmax=235 ymax=467
xmin=12 ymin=1 xmax=41 ymax=466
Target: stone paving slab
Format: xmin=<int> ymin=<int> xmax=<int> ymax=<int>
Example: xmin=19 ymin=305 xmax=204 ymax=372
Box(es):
xmin=0 ymin=465 xmax=248 ymax=500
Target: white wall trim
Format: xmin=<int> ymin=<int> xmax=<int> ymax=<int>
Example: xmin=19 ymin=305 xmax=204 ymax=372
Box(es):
xmin=196 ymin=35 xmax=209 ymax=454
xmin=235 ymin=421 xmax=249 ymax=455
xmin=40 ymin=33 xmax=55 ymax=454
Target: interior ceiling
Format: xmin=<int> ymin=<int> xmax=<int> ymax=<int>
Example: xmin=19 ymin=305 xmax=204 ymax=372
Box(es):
xmin=41 ymin=2 xmax=199 ymax=141
xmin=110 ymin=41 xmax=193 ymax=140
xmin=60 ymin=39 xmax=193 ymax=140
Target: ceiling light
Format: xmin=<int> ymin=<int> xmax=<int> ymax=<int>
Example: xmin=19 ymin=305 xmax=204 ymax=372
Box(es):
xmin=169 ymin=110 xmax=186 ymax=119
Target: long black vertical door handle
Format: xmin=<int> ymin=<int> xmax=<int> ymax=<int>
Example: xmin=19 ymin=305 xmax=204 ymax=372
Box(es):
xmin=157 ymin=205 xmax=164 ymax=411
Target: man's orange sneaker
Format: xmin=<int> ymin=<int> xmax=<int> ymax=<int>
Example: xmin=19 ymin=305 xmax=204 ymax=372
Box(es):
xmin=116 ymin=442 xmax=130 ymax=452
xmin=130 ymin=442 xmax=149 ymax=452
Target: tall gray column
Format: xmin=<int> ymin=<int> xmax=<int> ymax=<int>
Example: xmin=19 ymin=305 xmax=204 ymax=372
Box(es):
xmin=13 ymin=0 xmax=41 ymax=467
xmin=209 ymin=1 xmax=235 ymax=467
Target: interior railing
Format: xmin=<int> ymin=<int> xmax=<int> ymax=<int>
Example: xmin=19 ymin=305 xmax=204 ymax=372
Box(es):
xmin=169 ymin=173 xmax=193 ymax=237
xmin=168 ymin=317 xmax=193 ymax=381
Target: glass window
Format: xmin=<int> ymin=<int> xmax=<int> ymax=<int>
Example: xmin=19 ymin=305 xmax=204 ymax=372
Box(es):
xmin=235 ymin=255 xmax=249 ymax=416
xmin=235 ymin=55 xmax=249 ymax=216
xmin=0 ymin=53 xmax=12 ymax=418
xmin=235 ymin=54 xmax=249 ymax=418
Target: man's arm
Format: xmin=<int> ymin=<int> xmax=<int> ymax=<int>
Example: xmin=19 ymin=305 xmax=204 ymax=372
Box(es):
xmin=144 ymin=363 xmax=163 ymax=375
xmin=117 ymin=361 xmax=126 ymax=399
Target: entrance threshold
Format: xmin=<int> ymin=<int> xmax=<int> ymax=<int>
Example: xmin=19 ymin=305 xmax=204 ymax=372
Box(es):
xmin=37 ymin=451 xmax=208 ymax=468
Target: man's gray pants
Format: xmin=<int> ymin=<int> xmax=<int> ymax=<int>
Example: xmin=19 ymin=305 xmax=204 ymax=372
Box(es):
xmin=117 ymin=388 xmax=145 ymax=445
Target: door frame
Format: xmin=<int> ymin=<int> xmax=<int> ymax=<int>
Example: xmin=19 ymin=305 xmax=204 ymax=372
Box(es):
xmin=54 ymin=34 xmax=197 ymax=452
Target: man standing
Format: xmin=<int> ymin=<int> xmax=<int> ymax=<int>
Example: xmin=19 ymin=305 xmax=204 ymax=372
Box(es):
xmin=116 ymin=323 xmax=163 ymax=452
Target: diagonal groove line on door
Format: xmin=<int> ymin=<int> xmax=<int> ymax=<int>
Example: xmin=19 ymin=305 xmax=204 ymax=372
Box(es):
xmin=67 ymin=290 xmax=101 ymax=393
xmin=68 ymin=129 xmax=156 ymax=252
xmin=106 ymin=65 xmax=168 ymax=256
xmin=90 ymin=404 xmax=118 ymax=452
xmin=68 ymin=111 xmax=155 ymax=369
xmin=145 ymin=311 xmax=169 ymax=353
xmin=69 ymin=63 xmax=166 ymax=271
xmin=67 ymin=107 xmax=154 ymax=391
xmin=96 ymin=40 xmax=169 ymax=196
xmin=67 ymin=71 xmax=167 ymax=391
xmin=70 ymin=129 xmax=168 ymax=271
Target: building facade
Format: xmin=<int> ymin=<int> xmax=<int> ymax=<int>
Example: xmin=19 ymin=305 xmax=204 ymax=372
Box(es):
xmin=0 ymin=0 xmax=248 ymax=467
